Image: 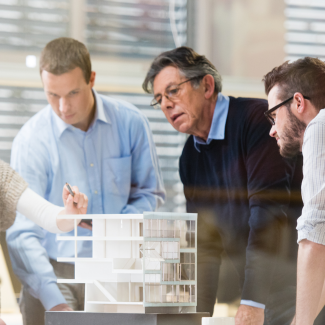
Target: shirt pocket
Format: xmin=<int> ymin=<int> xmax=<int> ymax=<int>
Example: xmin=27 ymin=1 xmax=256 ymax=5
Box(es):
xmin=102 ymin=155 xmax=132 ymax=198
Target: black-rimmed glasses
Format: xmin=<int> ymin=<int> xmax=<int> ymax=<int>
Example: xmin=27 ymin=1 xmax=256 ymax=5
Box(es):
xmin=264 ymin=95 xmax=311 ymax=125
xmin=150 ymin=76 xmax=204 ymax=109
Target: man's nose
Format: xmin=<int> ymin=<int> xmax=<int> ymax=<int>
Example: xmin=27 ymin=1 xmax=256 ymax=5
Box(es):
xmin=59 ymin=97 xmax=70 ymax=112
xmin=269 ymin=125 xmax=277 ymax=138
xmin=160 ymin=95 xmax=174 ymax=110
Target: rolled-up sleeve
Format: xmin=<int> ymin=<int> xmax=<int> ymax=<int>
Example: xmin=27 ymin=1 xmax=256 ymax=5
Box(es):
xmin=297 ymin=120 xmax=325 ymax=245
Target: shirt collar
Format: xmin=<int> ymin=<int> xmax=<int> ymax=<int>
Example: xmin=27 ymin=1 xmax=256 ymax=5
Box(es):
xmin=93 ymin=89 xmax=110 ymax=125
xmin=193 ymin=92 xmax=230 ymax=152
xmin=51 ymin=89 xmax=110 ymax=138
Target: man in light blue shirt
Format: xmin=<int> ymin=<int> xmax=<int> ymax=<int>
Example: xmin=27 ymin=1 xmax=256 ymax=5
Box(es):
xmin=6 ymin=37 xmax=165 ymax=325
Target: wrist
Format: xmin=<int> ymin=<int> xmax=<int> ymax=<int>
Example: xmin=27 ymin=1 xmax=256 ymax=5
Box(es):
xmin=57 ymin=209 xmax=80 ymax=232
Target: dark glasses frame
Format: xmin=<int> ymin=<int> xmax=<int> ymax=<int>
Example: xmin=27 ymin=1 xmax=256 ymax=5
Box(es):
xmin=264 ymin=95 xmax=311 ymax=125
xmin=150 ymin=75 xmax=205 ymax=109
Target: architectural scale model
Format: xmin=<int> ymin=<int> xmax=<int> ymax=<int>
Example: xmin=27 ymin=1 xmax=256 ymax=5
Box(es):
xmin=56 ymin=212 xmax=197 ymax=314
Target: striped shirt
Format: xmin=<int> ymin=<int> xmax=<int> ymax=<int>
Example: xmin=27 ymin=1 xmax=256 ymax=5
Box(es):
xmin=297 ymin=109 xmax=325 ymax=244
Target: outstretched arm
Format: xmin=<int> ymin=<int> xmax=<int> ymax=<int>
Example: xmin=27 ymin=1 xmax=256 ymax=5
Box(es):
xmin=16 ymin=185 xmax=88 ymax=233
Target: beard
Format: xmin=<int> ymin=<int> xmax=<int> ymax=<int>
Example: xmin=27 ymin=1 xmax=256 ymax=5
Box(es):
xmin=279 ymin=107 xmax=306 ymax=158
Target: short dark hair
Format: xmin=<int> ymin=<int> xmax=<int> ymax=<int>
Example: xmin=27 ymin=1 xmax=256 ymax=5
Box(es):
xmin=263 ymin=57 xmax=325 ymax=111
xmin=142 ymin=46 xmax=222 ymax=94
xmin=40 ymin=37 xmax=92 ymax=83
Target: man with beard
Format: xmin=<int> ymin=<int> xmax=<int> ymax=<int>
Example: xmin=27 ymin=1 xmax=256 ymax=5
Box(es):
xmin=263 ymin=57 xmax=325 ymax=325
xmin=143 ymin=46 xmax=303 ymax=325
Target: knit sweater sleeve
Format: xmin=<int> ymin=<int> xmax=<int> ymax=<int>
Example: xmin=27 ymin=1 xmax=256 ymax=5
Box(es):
xmin=0 ymin=159 xmax=28 ymax=231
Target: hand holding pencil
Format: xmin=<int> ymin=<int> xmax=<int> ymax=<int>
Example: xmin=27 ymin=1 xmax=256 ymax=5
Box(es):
xmin=56 ymin=183 xmax=88 ymax=232
xmin=63 ymin=183 xmax=88 ymax=214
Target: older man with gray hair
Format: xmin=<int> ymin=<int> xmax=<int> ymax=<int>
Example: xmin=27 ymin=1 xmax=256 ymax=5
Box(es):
xmin=142 ymin=47 xmax=303 ymax=325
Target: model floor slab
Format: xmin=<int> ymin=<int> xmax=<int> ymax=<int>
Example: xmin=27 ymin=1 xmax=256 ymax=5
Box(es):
xmin=46 ymin=312 xmax=210 ymax=325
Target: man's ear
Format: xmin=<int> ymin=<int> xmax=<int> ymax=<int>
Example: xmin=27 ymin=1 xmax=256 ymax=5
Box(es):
xmin=293 ymin=92 xmax=306 ymax=114
xmin=89 ymin=71 xmax=96 ymax=88
xmin=203 ymin=74 xmax=215 ymax=99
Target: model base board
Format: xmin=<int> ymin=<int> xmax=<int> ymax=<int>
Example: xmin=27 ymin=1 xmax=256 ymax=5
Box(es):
xmin=45 ymin=312 xmax=210 ymax=325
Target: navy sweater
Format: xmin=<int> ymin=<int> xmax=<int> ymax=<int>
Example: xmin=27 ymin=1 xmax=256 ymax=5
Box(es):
xmin=179 ymin=97 xmax=302 ymax=304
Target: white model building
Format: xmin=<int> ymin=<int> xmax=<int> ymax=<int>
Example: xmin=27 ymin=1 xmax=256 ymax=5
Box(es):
xmin=57 ymin=212 xmax=197 ymax=314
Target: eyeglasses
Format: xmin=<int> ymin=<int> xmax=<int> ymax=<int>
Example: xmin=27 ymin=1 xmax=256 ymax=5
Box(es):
xmin=150 ymin=76 xmax=203 ymax=109
xmin=264 ymin=95 xmax=311 ymax=125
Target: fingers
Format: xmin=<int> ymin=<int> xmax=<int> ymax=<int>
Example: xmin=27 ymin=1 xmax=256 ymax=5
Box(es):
xmin=65 ymin=193 xmax=75 ymax=210
xmin=71 ymin=185 xmax=80 ymax=205
xmin=71 ymin=189 xmax=88 ymax=210
xmin=62 ymin=184 xmax=70 ymax=201
xmin=62 ymin=184 xmax=88 ymax=212
xmin=82 ymin=194 xmax=89 ymax=210
xmin=76 ymin=192 xmax=83 ymax=208
xmin=62 ymin=184 xmax=78 ymax=204
xmin=71 ymin=185 xmax=80 ymax=195
xmin=79 ymin=222 xmax=92 ymax=231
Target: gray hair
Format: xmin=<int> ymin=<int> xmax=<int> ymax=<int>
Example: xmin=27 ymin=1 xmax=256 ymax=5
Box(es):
xmin=142 ymin=46 xmax=222 ymax=94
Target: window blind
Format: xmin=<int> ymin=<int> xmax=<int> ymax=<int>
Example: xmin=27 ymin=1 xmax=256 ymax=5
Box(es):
xmin=0 ymin=0 xmax=69 ymax=51
xmin=285 ymin=0 xmax=325 ymax=61
xmin=86 ymin=0 xmax=188 ymax=58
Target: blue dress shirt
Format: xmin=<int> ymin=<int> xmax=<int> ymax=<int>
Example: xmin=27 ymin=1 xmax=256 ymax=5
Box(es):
xmin=6 ymin=90 xmax=165 ymax=310
xmin=194 ymin=92 xmax=265 ymax=310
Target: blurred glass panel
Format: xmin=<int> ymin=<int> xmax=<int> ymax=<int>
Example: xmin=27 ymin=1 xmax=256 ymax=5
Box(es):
xmin=85 ymin=0 xmax=188 ymax=58
xmin=0 ymin=0 xmax=69 ymax=51
xmin=285 ymin=1 xmax=325 ymax=61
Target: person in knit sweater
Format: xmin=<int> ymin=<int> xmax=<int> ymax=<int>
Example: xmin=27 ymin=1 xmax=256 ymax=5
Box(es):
xmin=0 ymin=159 xmax=88 ymax=233
xmin=142 ymin=47 xmax=303 ymax=325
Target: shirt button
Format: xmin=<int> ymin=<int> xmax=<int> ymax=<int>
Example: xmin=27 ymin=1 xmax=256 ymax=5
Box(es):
xmin=94 ymin=190 xmax=98 ymax=194
xmin=90 ymin=163 xmax=94 ymax=167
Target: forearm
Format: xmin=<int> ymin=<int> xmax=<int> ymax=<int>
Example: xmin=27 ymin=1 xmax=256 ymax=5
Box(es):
xmin=16 ymin=188 xmax=77 ymax=233
xmin=296 ymin=239 xmax=325 ymax=325
xmin=241 ymin=249 xmax=276 ymax=305
xmin=316 ymin=281 xmax=325 ymax=318
xmin=121 ymin=188 xmax=164 ymax=214
xmin=242 ymin=205 xmax=283 ymax=304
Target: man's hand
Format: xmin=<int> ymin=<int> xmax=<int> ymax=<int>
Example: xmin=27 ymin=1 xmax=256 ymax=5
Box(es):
xmin=0 ymin=318 xmax=7 ymax=325
xmin=49 ymin=303 xmax=73 ymax=312
xmin=62 ymin=185 xmax=88 ymax=215
xmin=57 ymin=185 xmax=89 ymax=232
xmin=78 ymin=221 xmax=92 ymax=231
xmin=235 ymin=304 xmax=264 ymax=325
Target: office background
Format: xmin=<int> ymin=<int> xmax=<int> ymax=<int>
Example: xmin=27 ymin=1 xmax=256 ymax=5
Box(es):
xmin=0 ymin=0 xmax=323 ymax=320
